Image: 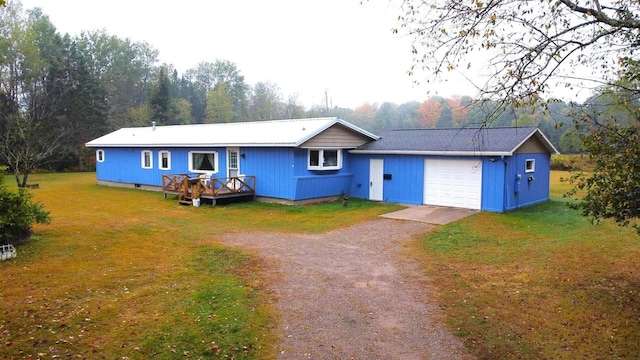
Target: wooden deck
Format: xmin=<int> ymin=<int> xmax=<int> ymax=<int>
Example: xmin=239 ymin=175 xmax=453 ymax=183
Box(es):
xmin=162 ymin=174 xmax=256 ymax=205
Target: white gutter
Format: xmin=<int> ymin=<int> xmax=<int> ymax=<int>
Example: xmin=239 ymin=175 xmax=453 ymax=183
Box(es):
xmin=348 ymin=149 xmax=513 ymax=156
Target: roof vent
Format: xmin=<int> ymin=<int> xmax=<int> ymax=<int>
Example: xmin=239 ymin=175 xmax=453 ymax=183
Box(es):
xmin=152 ymin=121 xmax=156 ymax=131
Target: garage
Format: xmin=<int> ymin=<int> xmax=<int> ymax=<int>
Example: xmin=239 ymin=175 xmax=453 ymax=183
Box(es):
xmin=423 ymin=159 xmax=482 ymax=209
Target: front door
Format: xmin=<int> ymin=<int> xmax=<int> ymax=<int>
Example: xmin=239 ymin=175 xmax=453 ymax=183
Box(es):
xmin=369 ymin=159 xmax=384 ymax=201
xmin=227 ymin=148 xmax=239 ymax=178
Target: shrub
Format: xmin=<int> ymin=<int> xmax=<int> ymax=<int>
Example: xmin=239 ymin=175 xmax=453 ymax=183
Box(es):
xmin=0 ymin=167 xmax=50 ymax=244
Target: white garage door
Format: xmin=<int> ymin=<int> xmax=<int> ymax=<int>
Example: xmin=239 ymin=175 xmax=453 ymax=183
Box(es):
xmin=424 ymin=159 xmax=482 ymax=210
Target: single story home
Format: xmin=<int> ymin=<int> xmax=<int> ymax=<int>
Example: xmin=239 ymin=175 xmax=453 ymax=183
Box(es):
xmin=85 ymin=117 xmax=558 ymax=212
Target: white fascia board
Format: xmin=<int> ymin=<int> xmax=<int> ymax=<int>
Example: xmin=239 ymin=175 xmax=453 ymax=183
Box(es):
xmin=85 ymin=142 xmax=298 ymax=148
xmin=293 ymin=117 xmax=338 ymax=146
xmin=293 ymin=117 xmax=380 ymax=146
xmin=335 ymin=118 xmax=380 ymax=141
xmin=509 ymin=128 xmax=560 ymax=155
xmin=348 ymin=150 xmax=513 ymax=156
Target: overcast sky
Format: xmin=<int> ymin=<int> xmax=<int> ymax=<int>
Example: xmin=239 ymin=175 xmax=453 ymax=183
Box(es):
xmin=18 ymin=0 xmax=478 ymax=109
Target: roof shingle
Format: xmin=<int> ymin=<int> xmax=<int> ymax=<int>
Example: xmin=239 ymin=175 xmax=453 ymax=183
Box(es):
xmin=354 ymin=127 xmax=557 ymax=155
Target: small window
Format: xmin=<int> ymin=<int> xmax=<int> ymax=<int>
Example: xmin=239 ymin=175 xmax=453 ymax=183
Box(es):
xmin=159 ymin=151 xmax=171 ymax=170
xmin=525 ymin=159 xmax=535 ymax=173
xmin=96 ymin=149 xmax=105 ymax=163
xmin=308 ymin=149 xmax=342 ymax=170
xmin=189 ymin=151 xmax=218 ymax=173
xmin=141 ymin=150 xmax=153 ymax=169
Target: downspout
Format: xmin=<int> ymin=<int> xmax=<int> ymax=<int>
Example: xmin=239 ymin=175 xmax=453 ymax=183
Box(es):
xmin=501 ymin=155 xmax=509 ymax=211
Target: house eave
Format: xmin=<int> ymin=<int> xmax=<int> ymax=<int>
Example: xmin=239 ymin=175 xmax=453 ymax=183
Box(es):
xmin=85 ymin=142 xmax=298 ymax=148
xmin=348 ymin=150 xmax=513 ymax=156
xmin=293 ymin=117 xmax=380 ymax=147
xmin=510 ymin=128 xmax=560 ymax=155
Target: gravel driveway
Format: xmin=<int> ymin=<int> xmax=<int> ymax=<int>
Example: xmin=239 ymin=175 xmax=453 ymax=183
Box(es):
xmin=221 ymin=218 xmax=473 ymax=360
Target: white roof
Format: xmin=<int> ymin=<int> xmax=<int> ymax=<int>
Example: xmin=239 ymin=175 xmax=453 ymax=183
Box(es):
xmin=85 ymin=117 xmax=379 ymax=148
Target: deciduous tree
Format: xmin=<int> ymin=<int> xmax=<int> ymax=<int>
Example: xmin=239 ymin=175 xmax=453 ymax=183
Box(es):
xmin=396 ymin=0 xmax=640 ymax=231
xmin=416 ymin=97 xmax=442 ymax=128
xmin=0 ymin=6 xmax=72 ymax=187
xmin=205 ymin=82 xmax=235 ymax=123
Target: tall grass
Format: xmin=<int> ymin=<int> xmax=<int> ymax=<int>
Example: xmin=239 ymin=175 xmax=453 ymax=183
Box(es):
xmin=0 ymin=172 xmax=401 ymax=359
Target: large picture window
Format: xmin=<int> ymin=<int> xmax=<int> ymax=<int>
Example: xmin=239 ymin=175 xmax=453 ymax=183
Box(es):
xmin=159 ymin=151 xmax=171 ymax=170
xmin=189 ymin=151 xmax=218 ymax=173
xmin=141 ymin=150 xmax=153 ymax=169
xmin=308 ymin=149 xmax=342 ymax=170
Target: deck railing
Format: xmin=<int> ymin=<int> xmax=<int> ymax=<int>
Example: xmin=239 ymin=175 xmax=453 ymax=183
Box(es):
xmin=162 ymin=174 xmax=256 ymax=200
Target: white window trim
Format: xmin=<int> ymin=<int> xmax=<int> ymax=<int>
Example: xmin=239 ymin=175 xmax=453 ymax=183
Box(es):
xmin=307 ymin=149 xmax=342 ymax=171
xmin=525 ymin=159 xmax=535 ymax=173
xmin=188 ymin=151 xmax=219 ymax=174
xmin=158 ymin=150 xmax=171 ymax=170
xmin=141 ymin=150 xmax=153 ymax=169
xmin=96 ymin=149 xmax=105 ymax=163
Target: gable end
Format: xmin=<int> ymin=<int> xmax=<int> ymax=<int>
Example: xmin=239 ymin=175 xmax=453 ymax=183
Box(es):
xmin=515 ymin=135 xmax=550 ymax=154
xmin=300 ymin=124 xmax=374 ymax=148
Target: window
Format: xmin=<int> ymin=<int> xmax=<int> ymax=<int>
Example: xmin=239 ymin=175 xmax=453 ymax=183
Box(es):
xmin=525 ymin=159 xmax=535 ymax=173
xmin=141 ymin=150 xmax=153 ymax=169
xmin=96 ymin=149 xmax=105 ymax=163
xmin=189 ymin=151 xmax=218 ymax=173
xmin=308 ymin=149 xmax=342 ymax=170
xmin=159 ymin=151 xmax=171 ymax=170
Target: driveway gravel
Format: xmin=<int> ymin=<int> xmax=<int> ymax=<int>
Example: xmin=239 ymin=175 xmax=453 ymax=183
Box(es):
xmin=221 ymin=218 xmax=474 ymax=360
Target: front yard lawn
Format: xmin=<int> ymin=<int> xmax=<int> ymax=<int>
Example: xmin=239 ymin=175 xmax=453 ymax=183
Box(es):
xmin=0 ymin=172 xmax=401 ymax=359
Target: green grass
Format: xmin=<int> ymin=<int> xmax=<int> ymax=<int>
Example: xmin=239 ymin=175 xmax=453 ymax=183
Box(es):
xmin=412 ymin=171 xmax=640 ymax=359
xmin=0 ymin=172 xmax=402 ymax=359
xmin=6 ymin=170 xmax=638 ymax=359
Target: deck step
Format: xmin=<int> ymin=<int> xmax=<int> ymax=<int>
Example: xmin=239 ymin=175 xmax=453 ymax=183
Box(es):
xmin=179 ymin=195 xmax=193 ymax=206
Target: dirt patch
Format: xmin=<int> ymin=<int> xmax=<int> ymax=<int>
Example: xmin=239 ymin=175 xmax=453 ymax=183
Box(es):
xmin=221 ymin=218 xmax=473 ymax=360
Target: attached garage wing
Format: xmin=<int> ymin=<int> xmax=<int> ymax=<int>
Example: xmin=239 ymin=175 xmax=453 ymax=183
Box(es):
xmin=423 ymin=159 xmax=482 ymax=210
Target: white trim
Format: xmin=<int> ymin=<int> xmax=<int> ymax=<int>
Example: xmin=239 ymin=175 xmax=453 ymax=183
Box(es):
xmin=307 ymin=149 xmax=342 ymax=170
xmin=350 ymin=149 xmax=513 ymax=156
xmin=85 ymin=117 xmax=379 ymax=148
xmin=141 ymin=150 xmax=153 ymax=169
xmin=369 ymin=159 xmax=384 ymax=201
xmin=96 ymin=149 xmax=105 ymax=163
xmin=188 ymin=151 xmax=219 ymax=174
xmin=424 ymin=158 xmax=482 ymax=210
xmin=525 ymin=159 xmax=535 ymax=173
xmin=227 ymin=147 xmax=240 ymax=178
xmin=158 ymin=150 xmax=171 ymax=170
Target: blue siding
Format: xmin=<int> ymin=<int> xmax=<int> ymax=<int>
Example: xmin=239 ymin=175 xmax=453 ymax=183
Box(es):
xmin=481 ymin=158 xmax=507 ymax=212
xmin=95 ymin=145 xmax=551 ymax=211
xmin=503 ymin=153 xmax=551 ymax=211
xmin=239 ymin=147 xmax=295 ymax=199
xmin=381 ymin=155 xmax=424 ymax=204
xmin=288 ymin=148 xmax=356 ymax=200
xmin=348 ymin=153 xmax=371 ymax=200
xmin=97 ymin=147 xmax=227 ymax=186
xmin=350 ymin=153 xmax=551 ymax=212
xmin=348 ymin=154 xmax=424 ymax=204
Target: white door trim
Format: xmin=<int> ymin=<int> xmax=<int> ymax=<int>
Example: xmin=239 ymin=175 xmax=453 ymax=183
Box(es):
xmin=369 ymin=159 xmax=384 ymax=201
xmin=227 ymin=147 xmax=239 ymax=178
xmin=423 ymin=159 xmax=482 ymax=209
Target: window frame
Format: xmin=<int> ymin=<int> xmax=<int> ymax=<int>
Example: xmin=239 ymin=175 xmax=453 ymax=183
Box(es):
xmin=141 ymin=150 xmax=153 ymax=169
xmin=188 ymin=151 xmax=218 ymax=174
xmin=158 ymin=150 xmax=171 ymax=170
xmin=525 ymin=159 xmax=535 ymax=173
xmin=96 ymin=149 xmax=105 ymax=163
xmin=307 ymin=148 xmax=342 ymax=171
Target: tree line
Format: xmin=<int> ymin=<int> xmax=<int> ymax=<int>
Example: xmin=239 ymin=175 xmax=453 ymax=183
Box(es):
xmin=0 ymin=2 xmax=611 ymax=186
